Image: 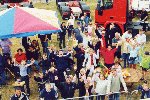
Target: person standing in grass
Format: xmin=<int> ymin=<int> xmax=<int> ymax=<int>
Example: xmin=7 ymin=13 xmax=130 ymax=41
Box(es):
xmin=14 ymin=59 xmax=35 ymax=96
xmin=94 ymin=74 xmax=108 ymax=100
xmin=107 ymin=68 xmax=128 ymax=100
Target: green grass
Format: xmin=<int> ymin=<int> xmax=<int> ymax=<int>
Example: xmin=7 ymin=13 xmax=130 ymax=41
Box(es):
xmin=1 ymin=0 xmax=150 ymax=100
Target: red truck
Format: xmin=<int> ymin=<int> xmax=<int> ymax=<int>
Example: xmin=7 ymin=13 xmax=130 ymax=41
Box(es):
xmin=95 ymin=0 xmax=145 ymax=34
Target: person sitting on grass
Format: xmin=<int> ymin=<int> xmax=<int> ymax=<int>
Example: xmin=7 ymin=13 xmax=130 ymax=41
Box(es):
xmin=135 ymin=80 xmax=150 ymax=99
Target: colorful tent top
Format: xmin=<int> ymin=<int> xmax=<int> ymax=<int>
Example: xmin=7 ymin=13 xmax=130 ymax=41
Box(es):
xmin=0 ymin=7 xmax=61 ymax=39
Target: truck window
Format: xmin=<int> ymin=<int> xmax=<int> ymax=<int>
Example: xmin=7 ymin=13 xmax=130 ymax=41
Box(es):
xmin=103 ymin=0 xmax=113 ymax=9
xmin=96 ymin=0 xmax=113 ymax=10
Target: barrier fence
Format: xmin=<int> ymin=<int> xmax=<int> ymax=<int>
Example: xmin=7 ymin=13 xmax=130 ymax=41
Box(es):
xmin=58 ymin=92 xmax=135 ymax=100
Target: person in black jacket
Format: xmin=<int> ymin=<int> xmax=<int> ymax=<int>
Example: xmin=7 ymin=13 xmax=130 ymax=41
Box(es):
xmin=67 ymin=22 xmax=74 ymax=40
xmin=53 ymin=50 xmax=71 ymax=82
xmin=105 ymin=23 xmax=118 ymax=47
xmin=74 ymin=44 xmax=85 ymax=79
xmin=40 ymin=83 xmax=57 ymax=100
xmin=0 ymin=54 xmax=6 ymax=85
xmin=10 ymin=87 xmax=29 ymax=100
xmin=34 ymin=72 xmax=48 ymax=92
xmin=38 ymin=34 xmax=48 ymax=53
xmin=59 ymin=22 xmax=67 ymax=49
xmin=47 ymin=67 xmax=58 ymax=83
xmin=55 ymin=75 xmax=77 ymax=99
xmin=40 ymin=53 xmax=50 ymax=75
xmin=26 ymin=45 xmax=40 ymax=72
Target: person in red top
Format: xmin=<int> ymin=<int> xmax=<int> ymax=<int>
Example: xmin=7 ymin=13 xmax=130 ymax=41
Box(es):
xmin=14 ymin=48 xmax=27 ymax=64
xmin=101 ymin=44 xmax=118 ymax=69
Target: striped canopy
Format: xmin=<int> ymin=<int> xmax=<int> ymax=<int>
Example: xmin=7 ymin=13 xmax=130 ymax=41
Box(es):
xmin=0 ymin=7 xmax=61 ymax=39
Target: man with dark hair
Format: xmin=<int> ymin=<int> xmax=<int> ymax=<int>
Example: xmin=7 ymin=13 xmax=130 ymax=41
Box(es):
xmin=10 ymin=87 xmax=29 ymax=100
xmin=59 ymin=22 xmax=67 ymax=49
xmin=140 ymin=8 xmax=148 ymax=31
xmin=55 ymin=75 xmax=77 ymax=99
xmin=101 ymin=44 xmax=118 ymax=69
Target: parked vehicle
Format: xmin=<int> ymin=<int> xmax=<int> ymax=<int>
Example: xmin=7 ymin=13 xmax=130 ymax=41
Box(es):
xmin=57 ymin=0 xmax=90 ymax=20
xmin=95 ymin=0 xmax=149 ymax=34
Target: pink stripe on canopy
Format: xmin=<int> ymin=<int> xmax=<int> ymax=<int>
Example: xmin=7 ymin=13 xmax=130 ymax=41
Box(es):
xmin=13 ymin=8 xmax=58 ymax=34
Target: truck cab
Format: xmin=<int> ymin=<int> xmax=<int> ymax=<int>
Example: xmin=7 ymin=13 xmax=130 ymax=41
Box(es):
xmin=95 ymin=0 xmax=143 ymax=33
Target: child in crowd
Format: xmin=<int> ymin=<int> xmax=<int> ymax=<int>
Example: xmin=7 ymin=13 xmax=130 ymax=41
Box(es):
xmin=47 ymin=67 xmax=58 ymax=83
xmin=128 ymin=44 xmax=140 ymax=69
xmin=87 ymin=22 xmax=94 ymax=37
xmin=94 ymin=74 xmax=108 ymax=100
xmin=41 ymin=53 xmax=50 ymax=75
xmin=14 ymin=59 xmax=35 ymax=96
xmin=135 ymin=80 xmax=150 ymax=99
xmin=34 ymin=72 xmax=48 ymax=92
xmin=83 ymin=49 xmax=99 ymax=76
xmin=111 ymin=61 xmax=122 ymax=75
xmin=101 ymin=44 xmax=118 ymax=69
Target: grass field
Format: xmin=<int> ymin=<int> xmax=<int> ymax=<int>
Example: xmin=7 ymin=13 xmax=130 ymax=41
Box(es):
xmin=0 ymin=0 xmax=150 ymax=100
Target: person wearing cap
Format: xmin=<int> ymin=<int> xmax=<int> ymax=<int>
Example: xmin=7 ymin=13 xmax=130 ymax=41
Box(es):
xmin=135 ymin=80 xmax=150 ymax=99
xmin=106 ymin=68 xmax=128 ymax=100
xmin=40 ymin=83 xmax=57 ymax=100
xmin=10 ymin=87 xmax=29 ymax=100
xmin=55 ymin=75 xmax=77 ymax=99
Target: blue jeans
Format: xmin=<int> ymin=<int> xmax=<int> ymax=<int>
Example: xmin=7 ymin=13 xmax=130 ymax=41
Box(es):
xmin=109 ymin=93 xmax=120 ymax=100
xmin=0 ymin=71 xmax=6 ymax=85
xmin=122 ymin=53 xmax=130 ymax=68
xmin=41 ymin=41 xmax=48 ymax=53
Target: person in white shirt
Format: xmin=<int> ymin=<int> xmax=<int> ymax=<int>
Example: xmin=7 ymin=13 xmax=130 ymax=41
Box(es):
xmin=94 ymin=74 xmax=108 ymax=100
xmin=67 ymin=13 xmax=75 ymax=26
xmin=122 ymin=30 xmax=132 ymax=39
xmin=135 ymin=29 xmax=146 ymax=47
xmin=83 ymin=49 xmax=99 ymax=76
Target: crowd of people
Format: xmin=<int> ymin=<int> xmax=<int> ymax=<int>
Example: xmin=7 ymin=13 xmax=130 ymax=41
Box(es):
xmin=0 ymin=2 xmax=149 ymax=99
